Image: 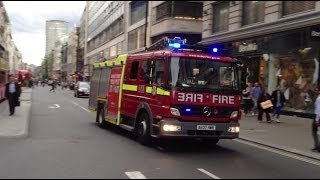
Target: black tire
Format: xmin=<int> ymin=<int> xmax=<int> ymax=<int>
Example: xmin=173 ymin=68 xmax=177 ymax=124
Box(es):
xmin=136 ymin=112 xmax=152 ymax=146
xmin=97 ymin=106 xmax=107 ymax=128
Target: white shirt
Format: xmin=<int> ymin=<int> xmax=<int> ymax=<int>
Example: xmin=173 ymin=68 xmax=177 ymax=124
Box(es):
xmin=9 ymin=83 xmax=16 ymax=93
xmin=314 ymin=94 xmax=320 ymax=122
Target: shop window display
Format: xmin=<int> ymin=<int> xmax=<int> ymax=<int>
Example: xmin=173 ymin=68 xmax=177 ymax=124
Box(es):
xmin=271 ymin=48 xmax=319 ymax=113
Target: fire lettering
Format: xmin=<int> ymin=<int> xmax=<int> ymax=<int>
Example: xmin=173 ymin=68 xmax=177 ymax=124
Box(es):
xmin=177 ymin=93 xmax=203 ymax=103
xmin=212 ymin=95 xmax=235 ymax=104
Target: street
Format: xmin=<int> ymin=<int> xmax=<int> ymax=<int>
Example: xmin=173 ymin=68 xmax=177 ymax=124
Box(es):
xmin=0 ymin=86 xmax=319 ymax=179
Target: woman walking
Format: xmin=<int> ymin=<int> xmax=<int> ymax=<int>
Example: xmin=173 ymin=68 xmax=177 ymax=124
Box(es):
xmin=257 ymin=89 xmax=273 ymax=123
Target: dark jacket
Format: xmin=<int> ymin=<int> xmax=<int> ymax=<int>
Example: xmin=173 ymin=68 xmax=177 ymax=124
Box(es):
xmin=258 ymin=92 xmax=272 ymax=110
xmin=271 ymin=90 xmax=286 ymax=107
xmin=5 ymin=82 xmax=21 ymax=99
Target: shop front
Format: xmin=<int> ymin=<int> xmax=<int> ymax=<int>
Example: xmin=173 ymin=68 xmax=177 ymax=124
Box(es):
xmin=216 ymin=25 xmax=320 ymax=117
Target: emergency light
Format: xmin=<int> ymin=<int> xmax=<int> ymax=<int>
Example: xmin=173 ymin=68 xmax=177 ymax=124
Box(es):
xmin=167 ymin=37 xmax=186 ymax=49
xmin=212 ymin=48 xmax=218 ymax=53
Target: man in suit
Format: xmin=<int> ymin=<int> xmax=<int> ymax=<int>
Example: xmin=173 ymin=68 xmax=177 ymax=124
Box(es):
xmin=5 ymin=75 xmax=21 ymax=116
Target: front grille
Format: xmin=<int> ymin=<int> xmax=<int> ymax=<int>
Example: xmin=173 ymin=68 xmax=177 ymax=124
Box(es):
xmin=187 ymin=130 xmax=222 ymax=136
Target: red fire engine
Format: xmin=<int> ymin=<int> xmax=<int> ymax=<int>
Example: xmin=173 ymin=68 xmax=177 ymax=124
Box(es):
xmin=88 ymin=37 xmax=244 ymax=145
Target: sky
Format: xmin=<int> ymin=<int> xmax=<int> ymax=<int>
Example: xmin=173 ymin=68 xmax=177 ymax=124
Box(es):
xmin=3 ymin=1 xmax=86 ymax=66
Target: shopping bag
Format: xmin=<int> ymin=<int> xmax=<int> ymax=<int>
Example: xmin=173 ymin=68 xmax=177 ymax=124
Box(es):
xmin=260 ymin=100 xmax=273 ymax=109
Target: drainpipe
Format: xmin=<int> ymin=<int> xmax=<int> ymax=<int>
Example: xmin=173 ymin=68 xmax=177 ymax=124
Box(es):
xmin=144 ymin=1 xmax=148 ymax=48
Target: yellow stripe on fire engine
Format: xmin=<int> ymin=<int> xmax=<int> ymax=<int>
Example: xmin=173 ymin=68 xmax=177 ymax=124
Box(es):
xmin=146 ymin=86 xmax=152 ymax=93
xmin=156 ymin=88 xmax=170 ymax=96
xmin=122 ymin=84 xmax=138 ymax=91
xmin=117 ymin=65 xmax=126 ymax=125
xmin=93 ymin=54 xmax=128 ymax=68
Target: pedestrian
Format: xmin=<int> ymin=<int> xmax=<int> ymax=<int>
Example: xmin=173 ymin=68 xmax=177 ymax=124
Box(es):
xmin=49 ymin=80 xmax=56 ymax=92
xmin=242 ymin=83 xmax=253 ymax=116
xmin=257 ymin=89 xmax=272 ymax=123
xmin=271 ymin=85 xmax=286 ymax=123
xmin=5 ymin=75 xmax=21 ymax=116
xmin=251 ymin=82 xmax=262 ymax=116
xmin=312 ymin=90 xmax=320 ymax=152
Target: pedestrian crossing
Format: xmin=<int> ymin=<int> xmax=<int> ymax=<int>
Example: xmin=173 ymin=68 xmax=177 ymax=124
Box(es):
xmin=124 ymin=168 xmax=221 ymax=179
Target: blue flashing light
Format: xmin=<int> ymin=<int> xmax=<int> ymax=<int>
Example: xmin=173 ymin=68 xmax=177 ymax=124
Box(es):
xmin=169 ymin=43 xmax=181 ymax=49
xmin=212 ymin=48 xmax=218 ymax=53
xmin=184 ymin=106 xmax=193 ymax=116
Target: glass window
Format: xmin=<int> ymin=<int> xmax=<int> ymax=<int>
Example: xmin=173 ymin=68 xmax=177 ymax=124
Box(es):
xmin=130 ymin=61 xmax=139 ymax=79
xmin=141 ymin=60 xmax=153 ymax=84
xmin=212 ymin=2 xmax=229 ymax=33
xmin=282 ymin=1 xmax=315 ymax=16
xmin=172 ymin=1 xmax=203 ymax=19
xmin=168 ymin=57 xmax=240 ymax=91
xmin=128 ymin=25 xmax=146 ymax=51
xmin=152 ymin=60 xmax=165 ymax=87
xmin=156 ymin=1 xmax=172 ymax=20
xmin=242 ymin=1 xmax=265 ymax=26
xmin=155 ymin=1 xmax=203 ymax=21
xmin=130 ymin=1 xmax=147 ymax=25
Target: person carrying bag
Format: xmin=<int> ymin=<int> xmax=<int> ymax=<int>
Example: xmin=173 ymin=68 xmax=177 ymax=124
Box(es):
xmin=257 ymin=89 xmax=273 ymax=123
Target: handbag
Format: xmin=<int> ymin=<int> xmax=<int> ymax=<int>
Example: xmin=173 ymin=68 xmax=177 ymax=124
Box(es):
xmin=260 ymin=99 xmax=273 ymax=109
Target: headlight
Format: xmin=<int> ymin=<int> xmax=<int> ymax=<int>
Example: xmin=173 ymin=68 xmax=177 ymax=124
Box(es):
xmin=228 ymin=126 xmax=240 ymax=133
xmin=163 ymin=124 xmax=181 ymax=132
xmin=170 ymin=107 xmax=180 ymax=116
xmin=78 ymin=89 xmax=83 ymax=92
xmin=230 ymin=111 xmax=238 ymax=118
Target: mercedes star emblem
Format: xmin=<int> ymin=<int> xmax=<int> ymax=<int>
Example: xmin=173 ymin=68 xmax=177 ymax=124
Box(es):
xmin=203 ymin=106 xmax=212 ymax=117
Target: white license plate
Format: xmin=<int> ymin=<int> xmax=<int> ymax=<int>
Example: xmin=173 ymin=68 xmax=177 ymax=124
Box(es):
xmin=197 ymin=125 xmax=216 ymax=131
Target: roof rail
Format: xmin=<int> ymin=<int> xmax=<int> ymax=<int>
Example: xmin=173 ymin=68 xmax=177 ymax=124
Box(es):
xmin=145 ymin=36 xmax=209 ymax=53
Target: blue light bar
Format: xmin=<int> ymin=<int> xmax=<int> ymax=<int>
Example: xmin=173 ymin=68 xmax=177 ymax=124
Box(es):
xmin=169 ymin=43 xmax=181 ymax=49
xmin=185 ymin=108 xmax=191 ymax=112
xmin=212 ymin=48 xmax=218 ymax=53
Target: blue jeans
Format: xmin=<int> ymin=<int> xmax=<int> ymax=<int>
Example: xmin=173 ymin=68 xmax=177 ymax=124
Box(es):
xmin=273 ymin=106 xmax=282 ymax=118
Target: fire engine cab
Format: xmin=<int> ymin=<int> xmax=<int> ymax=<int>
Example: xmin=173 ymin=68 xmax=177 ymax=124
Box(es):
xmin=88 ymin=37 xmax=244 ymax=145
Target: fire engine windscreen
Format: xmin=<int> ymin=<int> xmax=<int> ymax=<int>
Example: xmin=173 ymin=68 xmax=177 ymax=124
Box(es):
xmin=169 ymin=57 xmax=240 ymax=91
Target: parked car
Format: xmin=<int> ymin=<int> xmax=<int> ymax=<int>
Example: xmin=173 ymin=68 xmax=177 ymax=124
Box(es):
xmin=74 ymin=81 xmax=90 ymax=97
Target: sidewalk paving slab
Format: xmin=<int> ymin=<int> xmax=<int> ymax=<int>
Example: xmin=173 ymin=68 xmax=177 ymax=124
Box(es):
xmin=239 ymin=113 xmax=320 ymax=160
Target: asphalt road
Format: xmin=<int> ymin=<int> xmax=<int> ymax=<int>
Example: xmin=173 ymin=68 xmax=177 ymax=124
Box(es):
xmin=0 ymin=86 xmax=319 ymax=178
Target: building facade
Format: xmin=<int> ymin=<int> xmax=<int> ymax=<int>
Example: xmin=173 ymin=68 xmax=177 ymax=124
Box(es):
xmin=200 ymin=1 xmax=320 ymax=116
xmin=61 ymin=27 xmax=79 ymax=83
xmin=45 ymin=20 xmax=69 ymax=55
xmin=0 ymin=1 xmax=10 ymax=86
xmin=52 ymin=35 xmax=68 ymax=80
xmin=83 ymin=1 xmax=203 ymax=80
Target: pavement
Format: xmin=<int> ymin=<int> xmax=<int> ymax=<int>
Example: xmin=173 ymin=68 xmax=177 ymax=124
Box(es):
xmin=0 ymin=87 xmax=32 ymax=138
xmin=0 ymin=87 xmax=320 ymax=160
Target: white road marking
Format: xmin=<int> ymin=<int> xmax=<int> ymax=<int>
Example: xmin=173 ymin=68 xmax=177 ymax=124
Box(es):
xmin=125 ymin=171 xmax=147 ymax=179
xmin=71 ymin=101 xmax=91 ymax=113
xmin=234 ymin=139 xmax=320 ymax=166
xmin=197 ymin=168 xmax=221 ymax=179
xmin=49 ymin=104 xmax=60 ymax=108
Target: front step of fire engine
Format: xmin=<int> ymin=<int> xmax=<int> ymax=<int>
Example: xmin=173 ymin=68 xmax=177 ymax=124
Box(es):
xmin=119 ymin=124 xmax=135 ymax=132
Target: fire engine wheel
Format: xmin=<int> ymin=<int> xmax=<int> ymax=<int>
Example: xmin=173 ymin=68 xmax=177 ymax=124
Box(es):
xmin=136 ymin=112 xmax=152 ymax=146
xmin=97 ymin=107 xmax=107 ymax=128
